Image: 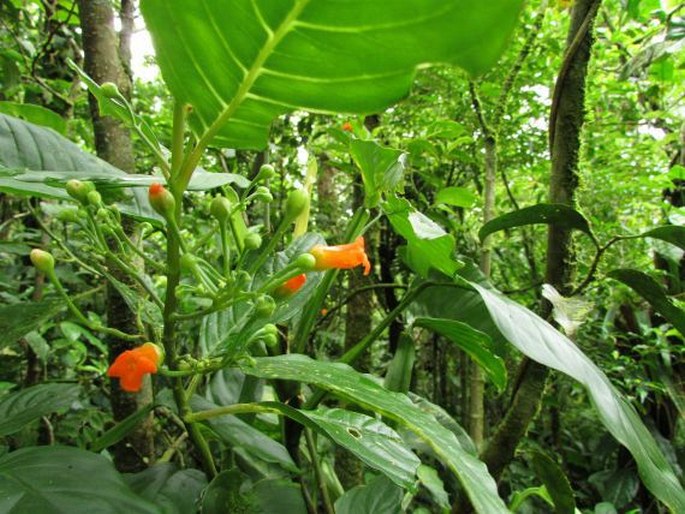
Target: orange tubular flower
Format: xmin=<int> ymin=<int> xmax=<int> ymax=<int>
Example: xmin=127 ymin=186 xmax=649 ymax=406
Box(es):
xmin=310 ymin=236 xmax=371 ymax=276
xmin=108 ymin=343 xmax=162 ymax=393
xmin=275 ymin=273 xmax=306 ymax=298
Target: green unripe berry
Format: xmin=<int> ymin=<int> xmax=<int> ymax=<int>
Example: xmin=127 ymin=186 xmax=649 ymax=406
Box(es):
xmin=255 ymin=164 xmax=276 ymax=182
xmin=66 ymin=179 xmax=95 ymax=204
xmin=210 ymin=196 xmax=232 ymax=223
xmin=262 ymin=323 xmax=278 ymax=335
xmin=254 ymin=295 xmax=276 ymax=318
xmin=285 ymin=189 xmax=309 ymax=221
xmin=253 ymin=186 xmax=273 ymax=203
xmin=179 ymin=253 xmax=198 ymax=274
xmin=244 ymin=232 xmax=262 ymax=250
xmin=87 ymin=190 xmax=102 ymax=207
xmin=30 ymin=249 xmax=55 ymax=275
xmin=56 ymin=207 xmax=79 ymax=223
xmin=262 ymin=333 xmax=278 ymax=347
xmin=100 ymin=82 xmax=120 ymax=98
xmin=294 ymin=253 xmax=316 ymax=271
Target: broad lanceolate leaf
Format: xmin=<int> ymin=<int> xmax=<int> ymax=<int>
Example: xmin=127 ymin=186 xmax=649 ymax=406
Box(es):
xmin=0 ymin=383 xmax=79 ymax=436
xmin=414 ymin=317 xmax=507 ymax=391
xmin=384 ymin=195 xmax=461 ymax=277
xmin=334 ymin=475 xmax=403 ymax=514
xmin=608 ymin=268 xmax=685 ymax=336
xmin=90 ymin=404 xmax=156 ymax=453
xmin=241 ymin=354 xmax=509 ymax=514
xmin=141 ymin=0 xmax=523 ymax=149
xmin=0 ymin=446 xmax=160 ymax=514
xmin=529 ymin=451 xmax=575 ymax=514
xmin=0 ymin=299 xmax=65 ymax=350
xmin=478 ymin=203 xmax=595 ymax=243
xmin=469 ymin=281 xmax=685 ymax=512
xmin=640 ymin=226 xmax=685 ymax=252
xmin=435 ymin=186 xmax=478 ymax=208
xmin=0 ymin=101 xmax=66 ymax=134
xmin=350 ymin=140 xmax=406 ymax=208
xmin=124 ymin=463 xmax=207 ymax=514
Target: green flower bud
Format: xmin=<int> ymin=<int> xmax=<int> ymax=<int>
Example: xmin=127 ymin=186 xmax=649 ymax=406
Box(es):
xmin=138 ymin=222 xmax=153 ymax=235
xmin=244 ymin=232 xmax=262 ymax=250
xmin=96 ymin=208 xmax=110 ymax=222
xmin=255 ymin=164 xmax=276 ymax=182
xmin=262 ymin=333 xmax=278 ymax=347
xmin=30 ymin=249 xmax=55 ymax=275
xmin=66 ymin=179 xmax=95 ymax=204
xmin=254 ymin=295 xmax=276 ymax=318
xmin=262 ymin=323 xmax=278 ymax=335
xmin=285 ymin=189 xmax=309 ymax=221
xmin=253 ymin=186 xmax=273 ymax=203
xmin=294 ymin=253 xmax=316 ymax=271
xmin=210 ymin=196 xmax=232 ymax=223
xmin=179 ymin=253 xmax=198 ymax=274
xmin=87 ymin=190 xmax=102 ymax=207
xmin=56 ymin=207 xmax=79 ymax=223
xmin=100 ymin=82 xmax=120 ymax=98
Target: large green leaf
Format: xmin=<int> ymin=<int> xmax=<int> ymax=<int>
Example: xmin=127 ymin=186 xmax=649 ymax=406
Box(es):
xmin=0 ymin=446 xmax=160 ymax=513
xmin=414 ymin=317 xmax=507 ymax=391
xmin=640 ymin=226 xmax=685 ymax=252
xmin=383 ymin=195 xmax=461 ymax=277
xmin=469 ymin=281 xmax=685 ymax=512
xmin=608 ymin=268 xmax=685 ymax=336
xmin=529 ymin=451 xmax=575 ymax=514
xmin=350 ymin=140 xmax=406 ymax=208
xmin=0 ymin=383 xmax=79 ymax=436
xmin=241 ymin=354 xmax=509 ymax=514
xmin=124 ymin=463 xmax=207 ymax=514
xmin=0 ymin=101 xmax=66 ymax=134
xmin=141 ymin=0 xmax=523 ymax=149
xmin=478 ymin=203 xmax=595 ymax=242
xmin=0 ymin=299 xmax=65 ymax=350
xmin=334 ymin=475 xmax=403 ymax=514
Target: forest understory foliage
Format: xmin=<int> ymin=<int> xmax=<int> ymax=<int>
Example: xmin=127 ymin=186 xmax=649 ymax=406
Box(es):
xmin=0 ymin=1 xmax=684 ymax=513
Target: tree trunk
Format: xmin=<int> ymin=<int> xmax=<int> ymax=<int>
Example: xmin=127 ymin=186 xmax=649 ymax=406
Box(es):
xmin=476 ymin=0 xmax=602 ymax=487
xmin=78 ymin=0 xmax=154 ymax=472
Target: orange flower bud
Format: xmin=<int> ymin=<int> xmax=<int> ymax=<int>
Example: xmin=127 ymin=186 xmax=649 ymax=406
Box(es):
xmin=310 ymin=236 xmax=371 ymax=275
xmin=107 ymin=343 xmax=163 ymax=393
xmin=274 ymin=273 xmax=306 ymax=298
xmin=342 ymin=122 xmax=353 ymax=132
xmin=148 ymin=183 xmax=176 ymax=218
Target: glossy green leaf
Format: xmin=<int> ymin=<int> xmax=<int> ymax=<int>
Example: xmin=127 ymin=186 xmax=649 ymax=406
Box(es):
xmin=529 ymin=451 xmax=575 ymax=514
xmin=640 ymin=226 xmax=685 ymax=252
xmin=124 ymin=463 xmax=206 ymax=514
xmin=383 ymin=333 xmax=415 ymax=394
xmin=435 ymin=186 xmax=478 ymax=208
xmin=334 ymin=475 xmax=403 ymax=514
xmin=417 ymin=465 xmax=450 ymax=511
xmin=301 ymin=407 xmax=420 ymax=491
xmin=202 ymin=468 xmax=306 ymax=514
xmin=192 ymin=396 xmax=299 ymax=473
xmin=470 ymin=281 xmax=685 ymax=512
xmin=0 ymin=383 xmax=79 ymax=436
xmin=608 ymin=268 xmax=685 ymax=335
xmin=383 ymin=195 xmax=461 ymax=277
xmin=90 ymin=404 xmax=155 ymax=453
xmin=241 ymin=354 xmax=509 ymax=513
xmin=0 ymin=299 xmax=65 ymax=350
xmin=0 ymin=446 xmax=160 ymax=513
xmin=141 ymin=0 xmax=523 ymax=149
xmin=415 ymin=317 xmax=507 ymax=391
xmin=350 ymin=140 xmax=406 ymax=208
xmin=0 ymin=101 xmax=66 ymax=134
xmin=478 ymin=203 xmax=594 ymax=242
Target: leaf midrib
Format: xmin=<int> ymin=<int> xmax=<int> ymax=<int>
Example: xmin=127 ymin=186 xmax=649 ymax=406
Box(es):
xmin=181 ymin=0 xmax=311 ymax=182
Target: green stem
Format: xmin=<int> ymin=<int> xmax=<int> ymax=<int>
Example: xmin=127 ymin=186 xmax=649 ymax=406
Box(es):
xmin=247 ymin=216 xmax=291 ymax=275
xmin=305 ymin=429 xmax=335 ymax=514
xmin=219 ymin=221 xmax=231 ymax=277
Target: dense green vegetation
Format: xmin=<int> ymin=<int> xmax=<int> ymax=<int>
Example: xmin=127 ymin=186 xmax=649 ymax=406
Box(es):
xmin=0 ymin=1 xmax=683 ymax=513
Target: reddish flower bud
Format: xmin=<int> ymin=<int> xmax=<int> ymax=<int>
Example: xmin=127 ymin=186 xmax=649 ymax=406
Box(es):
xmin=274 ymin=273 xmax=306 ymax=298
xmin=342 ymin=122 xmax=353 ymax=132
xmin=107 ymin=342 xmax=163 ymax=393
xmin=148 ymin=183 xmax=176 ymax=218
xmin=310 ymin=236 xmax=371 ymax=275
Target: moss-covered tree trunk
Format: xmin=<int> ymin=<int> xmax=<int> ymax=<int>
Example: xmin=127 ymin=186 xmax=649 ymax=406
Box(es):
xmin=78 ymin=0 xmax=154 ymax=472
xmin=474 ymin=0 xmax=602 ymax=489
